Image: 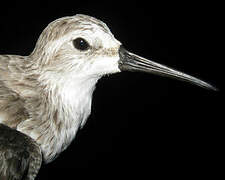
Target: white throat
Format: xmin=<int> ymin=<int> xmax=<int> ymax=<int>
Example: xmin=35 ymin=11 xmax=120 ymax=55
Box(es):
xmin=44 ymin=75 xmax=99 ymax=162
xmin=59 ymin=76 xmax=99 ymax=128
xmin=18 ymin=74 xmax=100 ymax=163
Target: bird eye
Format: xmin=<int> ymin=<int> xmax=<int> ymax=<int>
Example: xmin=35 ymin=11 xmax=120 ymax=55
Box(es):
xmin=73 ymin=38 xmax=90 ymax=51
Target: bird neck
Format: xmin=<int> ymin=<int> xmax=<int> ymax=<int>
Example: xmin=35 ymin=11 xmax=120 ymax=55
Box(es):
xmin=45 ymin=75 xmax=100 ymax=162
xmin=18 ymin=74 xmax=100 ymax=163
xmin=50 ymin=76 xmax=98 ymax=128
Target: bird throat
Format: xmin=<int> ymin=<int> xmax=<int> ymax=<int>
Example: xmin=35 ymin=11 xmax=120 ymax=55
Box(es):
xmin=18 ymin=76 xmax=99 ymax=163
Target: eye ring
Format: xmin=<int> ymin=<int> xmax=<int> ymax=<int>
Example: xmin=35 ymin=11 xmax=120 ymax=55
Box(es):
xmin=72 ymin=38 xmax=90 ymax=51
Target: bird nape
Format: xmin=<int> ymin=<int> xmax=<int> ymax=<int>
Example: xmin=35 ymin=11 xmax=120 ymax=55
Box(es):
xmin=0 ymin=14 xmax=216 ymax=180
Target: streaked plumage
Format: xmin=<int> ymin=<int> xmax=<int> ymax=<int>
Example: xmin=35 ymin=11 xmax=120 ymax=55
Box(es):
xmin=0 ymin=14 xmax=216 ymax=180
xmin=0 ymin=14 xmax=120 ymax=164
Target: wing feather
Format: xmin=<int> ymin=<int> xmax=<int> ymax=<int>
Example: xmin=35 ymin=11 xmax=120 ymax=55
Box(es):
xmin=0 ymin=123 xmax=42 ymax=180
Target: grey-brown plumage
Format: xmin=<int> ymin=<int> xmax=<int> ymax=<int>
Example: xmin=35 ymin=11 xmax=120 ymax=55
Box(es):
xmin=0 ymin=56 xmax=42 ymax=180
xmin=0 ymin=55 xmax=35 ymax=128
xmin=0 ymin=14 xmax=216 ymax=180
xmin=0 ymin=14 xmax=120 ymax=179
xmin=0 ymin=124 xmax=42 ymax=180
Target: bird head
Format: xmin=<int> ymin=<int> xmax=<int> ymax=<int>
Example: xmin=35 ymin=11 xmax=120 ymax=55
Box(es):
xmin=30 ymin=14 xmax=216 ymax=90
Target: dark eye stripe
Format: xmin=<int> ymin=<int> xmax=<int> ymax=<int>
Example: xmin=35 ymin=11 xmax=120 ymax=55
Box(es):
xmin=73 ymin=38 xmax=90 ymax=51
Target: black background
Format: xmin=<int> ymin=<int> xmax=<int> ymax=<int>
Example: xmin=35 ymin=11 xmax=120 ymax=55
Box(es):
xmin=0 ymin=1 xmax=223 ymax=179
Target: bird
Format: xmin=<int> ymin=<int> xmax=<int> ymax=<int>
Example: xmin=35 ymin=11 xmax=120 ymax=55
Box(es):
xmin=0 ymin=14 xmax=216 ymax=180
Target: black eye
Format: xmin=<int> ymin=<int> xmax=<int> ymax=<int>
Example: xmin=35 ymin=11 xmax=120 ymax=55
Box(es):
xmin=73 ymin=38 xmax=90 ymax=51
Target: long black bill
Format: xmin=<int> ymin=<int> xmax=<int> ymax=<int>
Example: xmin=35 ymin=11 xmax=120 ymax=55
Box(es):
xmin=118 ymin=46 xmax=217 ymax=91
